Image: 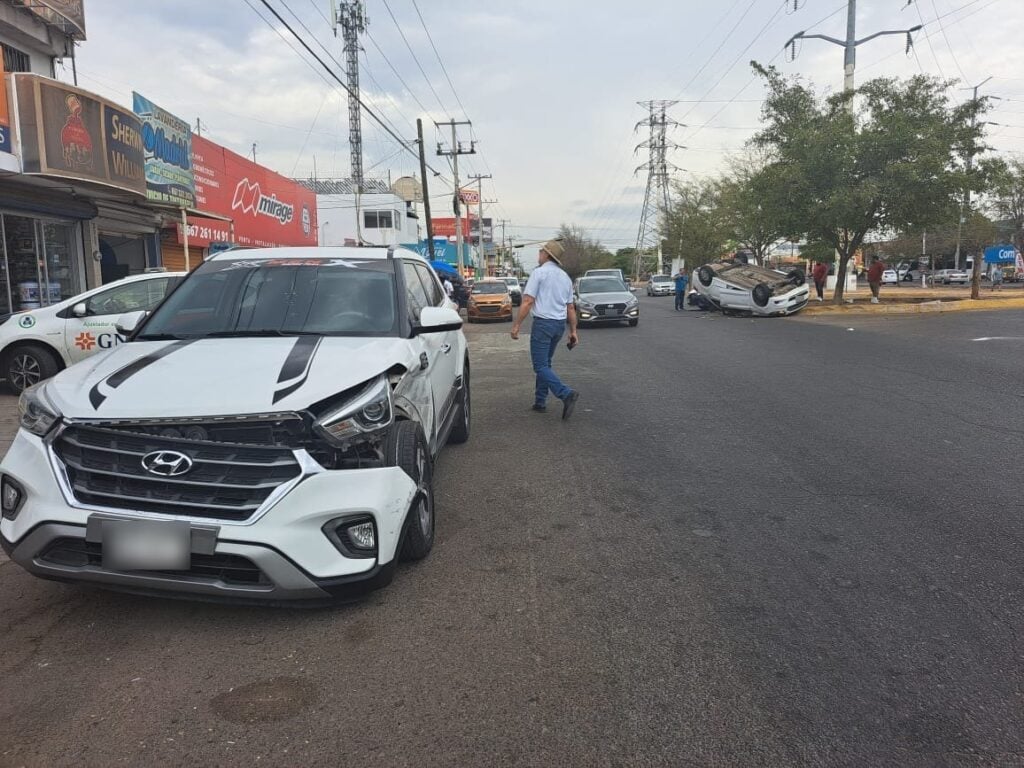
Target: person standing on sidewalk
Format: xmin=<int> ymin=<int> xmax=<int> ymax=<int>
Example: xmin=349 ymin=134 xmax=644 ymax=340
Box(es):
xmin=674 ymin=268 xmax=689 ymax=311
xmin=510 ymin=240 xmax=580 ymax=420
xmin=991 ymin=266 xmax=1004 ymax=291
xmin=867 ymin=256 xmax=884 ymax=304
xmin=812 ymin=261 xmax=828 ymax=302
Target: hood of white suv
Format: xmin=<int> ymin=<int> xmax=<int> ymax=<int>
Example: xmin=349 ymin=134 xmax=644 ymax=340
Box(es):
xmin=43 ymin=335 xmax=416 ymax=419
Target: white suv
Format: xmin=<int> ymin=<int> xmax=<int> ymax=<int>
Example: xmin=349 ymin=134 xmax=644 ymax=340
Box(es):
xmin=0 ymin=247 xmax=470 ymax=604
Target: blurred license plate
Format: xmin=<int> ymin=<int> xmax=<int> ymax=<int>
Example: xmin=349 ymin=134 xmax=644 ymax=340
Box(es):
xmin=102 ymin=519 xmax=190 ymax=571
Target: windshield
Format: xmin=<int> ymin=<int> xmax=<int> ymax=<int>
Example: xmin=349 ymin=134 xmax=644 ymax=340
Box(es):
xmin=579 ymin=278 xmax=626 ymax=294
xmin=138 ymin=257 xmax=399 ymax=339
xmin=472 ymin=283 xmax=508 ymax=295
xmin=502 ymin=278 xmax=519 ymax=286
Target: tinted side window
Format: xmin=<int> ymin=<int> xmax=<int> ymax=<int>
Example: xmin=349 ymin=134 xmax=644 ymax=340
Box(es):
xmin=401 ymin=261 xmax=429 ymax=321
xmin=413 ymin=263 xmax=444 ymax=306
xmin=86 ymin=278 xmax=170 ymax=316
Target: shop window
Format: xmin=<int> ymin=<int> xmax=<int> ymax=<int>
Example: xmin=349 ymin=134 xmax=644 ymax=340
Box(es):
xmin=363 ymin=210 xmax=393 ymax=230
xmin=2 ymin=45 xmax=31 ymax=74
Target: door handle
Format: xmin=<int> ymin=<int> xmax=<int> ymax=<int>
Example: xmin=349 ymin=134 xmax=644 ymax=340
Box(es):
xmin=440 ymin=343 xmax=452 ymax=354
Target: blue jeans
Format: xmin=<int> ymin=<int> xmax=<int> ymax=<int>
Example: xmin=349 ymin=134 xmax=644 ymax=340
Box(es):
xmin=530 ymin=317 xmax=572 ymax=405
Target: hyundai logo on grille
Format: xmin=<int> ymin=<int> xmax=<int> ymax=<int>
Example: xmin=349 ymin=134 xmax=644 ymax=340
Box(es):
xmin=141 ymin=450 xmax=194 ymax=477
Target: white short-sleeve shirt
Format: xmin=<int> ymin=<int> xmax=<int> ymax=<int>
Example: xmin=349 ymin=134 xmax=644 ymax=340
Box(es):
xmin=523 ymin=262 xmax=573 ymax=320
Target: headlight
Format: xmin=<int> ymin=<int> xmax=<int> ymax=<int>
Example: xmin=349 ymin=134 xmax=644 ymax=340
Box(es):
xmin=314 ymin=376 xmax=394 ymax=445
xmin=19 ymin=384 xmax=60 ymax=436
xmin=577 ymin=300 xmax=594 ymax=310
xmin=627 ymin=297 xmax=639 ymax=306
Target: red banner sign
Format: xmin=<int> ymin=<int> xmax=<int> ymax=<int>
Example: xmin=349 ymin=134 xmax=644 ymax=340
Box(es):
xmin=431 ymin=215 xmax=477 ymax=239
xmin=180 ymin=135 xmax=317 ymax=248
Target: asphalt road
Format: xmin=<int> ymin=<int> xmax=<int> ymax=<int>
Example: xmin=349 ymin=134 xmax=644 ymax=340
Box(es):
xmin=3 ymin=297 xmax=1024 ymax=767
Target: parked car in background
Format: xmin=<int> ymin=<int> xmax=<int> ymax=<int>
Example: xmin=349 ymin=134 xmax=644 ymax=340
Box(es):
xmin=646 ymin=275 xmax=674 ymax=296
xmin=584 ymin=268 xmax=627 ymax=284
xmin=467 ymin=279 xmax=513 ymax=322
xmin=933 ymin=269 xmax=969 ymax=285
xmin=575 ymin=276 xmax=639 ymax=326
xmin=694 ymin=259 xmax=809 ymax=317
xmin=500 ymin=276 xmax=522 ymax=305
xmin=882 ymin=269 xmax=899 ymax=285
xmin=0 ymin=271 xmax=186 ymax=394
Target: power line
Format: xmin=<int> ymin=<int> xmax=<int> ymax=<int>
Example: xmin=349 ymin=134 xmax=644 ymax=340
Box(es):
xmin=252 ymin=0 xmax=448 ymax=179
xmin=364 ymin=29 xmax=431 ymax=115
xmin=411 ymin=0 xmax=469 ymax=120
xmin=380 ymin=0 xmax=448 ymax=114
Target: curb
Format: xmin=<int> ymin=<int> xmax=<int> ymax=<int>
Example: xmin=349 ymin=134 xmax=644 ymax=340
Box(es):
xmin=802 ymin=298 xmax=1024 ymax=316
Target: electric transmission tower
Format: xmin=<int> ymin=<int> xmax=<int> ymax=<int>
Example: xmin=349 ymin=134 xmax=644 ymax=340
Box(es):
xmin=333 ymin=1 xmax=368 ymax=189
xmin=634 ymin=100 xmax=682 ymax=278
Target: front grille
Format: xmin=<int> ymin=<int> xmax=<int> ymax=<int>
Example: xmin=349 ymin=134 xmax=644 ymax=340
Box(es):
xmin=53 ymin=424 xmax=302 ymax=521
xmin=479 ymin=305 xmax=500 ymax=313
xmin=597 ymin=303 xmax=626 ymax=316
xmin=39 ymin=537 xmax=269 ymax=585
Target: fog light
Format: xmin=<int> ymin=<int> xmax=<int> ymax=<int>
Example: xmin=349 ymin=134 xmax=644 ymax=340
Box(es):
xmin=1 ymin=476 xmax=24 ymax=520
xmin=322 ymin=515 xmax=377 ymax=559
xmin=346 ymin=522 xmax=375 ymax=550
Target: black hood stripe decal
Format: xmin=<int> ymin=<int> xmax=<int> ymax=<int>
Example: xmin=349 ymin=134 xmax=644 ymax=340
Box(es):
xmin=273 ymin=336 xmax=322 ymax=404
xmin=89 ymin=340 xmax=197 ymax=410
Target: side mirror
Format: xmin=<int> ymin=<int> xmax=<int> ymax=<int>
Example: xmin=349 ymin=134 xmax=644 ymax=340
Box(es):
xmin=414 ymin=306 xmax=463 ymax=335
xmin=72 ymin=302 xmax=87 ymax=318
xmin=115 ymin=310 xmax=148 ymax=336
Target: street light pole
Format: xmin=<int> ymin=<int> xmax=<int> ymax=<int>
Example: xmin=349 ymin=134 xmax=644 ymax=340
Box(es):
xmin=954 ymin=76 xmax=993 ymax=276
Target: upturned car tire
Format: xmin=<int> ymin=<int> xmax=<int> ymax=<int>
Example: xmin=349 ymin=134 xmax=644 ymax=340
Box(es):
xmin=752 ymin=283 xmax=772 ymax=307
xmin=448 ymin=365 xmax=471 ymax=445
xmin=388 ymin=421 xmax=435 ymax=562
xmin=698 ymin=266 xmax=714 ymax=287
xmin=788 ymin=269 xmax=805 ymax=286
xmin=5 ymin=345 xmax=59 ymax=394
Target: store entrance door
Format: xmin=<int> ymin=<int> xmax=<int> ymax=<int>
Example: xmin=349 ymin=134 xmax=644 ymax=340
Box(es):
xmin=0 ymin=214 xmax=83 ymax=314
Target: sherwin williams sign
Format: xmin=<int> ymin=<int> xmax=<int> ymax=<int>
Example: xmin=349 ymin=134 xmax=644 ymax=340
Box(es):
xmin=15 ymin=74 xmax=145 ymax=196
xmin=133 ymin=92 xmax=194 ymax=208
xmin=180 ymin=135 xmax=316 ymax=248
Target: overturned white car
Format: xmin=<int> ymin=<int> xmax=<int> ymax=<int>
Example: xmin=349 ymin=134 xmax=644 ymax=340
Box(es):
xmin=694 ymin=260 xmax=810 ymax=317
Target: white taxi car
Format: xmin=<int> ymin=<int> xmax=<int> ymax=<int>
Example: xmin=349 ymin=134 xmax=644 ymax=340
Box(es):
xmin=0 ymin=271 xmax=185 ymax=393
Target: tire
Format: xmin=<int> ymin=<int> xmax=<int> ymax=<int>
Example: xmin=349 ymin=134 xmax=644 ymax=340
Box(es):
xmin=387 ymin=421 xmax=434 ymax=561
xmin=788 ymin=269 xmax=805 ymax=286
xmin=448 ymin=364 xmax=471 ymax=445
xmin=628 ymin=319 xmax=638 ymax=327
xmin=697 ymin=266 xmax=714 ymax=287
xmin=5 ymin=344 xmax=59 ymax=394
xmin=752 ymin=283 xmax=772 ymax=307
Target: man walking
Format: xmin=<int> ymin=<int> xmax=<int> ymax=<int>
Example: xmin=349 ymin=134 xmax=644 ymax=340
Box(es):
xmin=991 ymin=265 xmax=1004 ymax=291
xmin=674 ymin=267 xmax=689 ymax=311
xmin=812 ymin=261 xmax=828 ymax=302
xmin=867 ymin=256 xmax=884 ymax=304
xmin=511 ymin=240 xmax=580 ymax=420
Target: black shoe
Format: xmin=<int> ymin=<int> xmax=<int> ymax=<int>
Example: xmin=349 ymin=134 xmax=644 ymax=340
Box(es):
xmin=530 ymin=404 xmax=547 ymax=413
xmin=561 ymin=391 xmax=579 ymax=421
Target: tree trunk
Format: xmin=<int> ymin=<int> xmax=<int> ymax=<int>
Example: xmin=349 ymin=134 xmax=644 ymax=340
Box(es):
xmin=970 ymin=253 xmax=982 ymax=299
xmin=832 ymin=252 xmax=848 ymax=303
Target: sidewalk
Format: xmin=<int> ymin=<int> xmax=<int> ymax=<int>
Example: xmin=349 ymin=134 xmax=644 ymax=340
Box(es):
xmin=802 ymin=286 xmax=1024 ymax=315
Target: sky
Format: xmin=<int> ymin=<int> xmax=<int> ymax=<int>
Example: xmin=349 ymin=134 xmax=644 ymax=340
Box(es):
xmin=66 ymin=0 xmax=1024 ymax=257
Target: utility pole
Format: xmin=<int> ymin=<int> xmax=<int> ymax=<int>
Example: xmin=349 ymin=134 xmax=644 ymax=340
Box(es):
xmin=468 ymin=173 xmax=491 ymax=274
xmin=786 ymin=1 xmax=922 ymax=115
xmin=416 ymin=118 xmax=435 ymax=262
xmin=436 ymin=120 xmax=475 ymax=276
xmin=634 ymin=101 xmax=682 ymax=279
xmin=954 ymin=76 xmax=992 ymax=279
xmin=195 ymin=118 xmax=204 ymax=137
xmin=498 ymin=218 xmax=510 ymax=271
xmin=333 ymin=1 xmax=368 ymax=191
xmin=251 ymin=143 xmax=257 ymax=163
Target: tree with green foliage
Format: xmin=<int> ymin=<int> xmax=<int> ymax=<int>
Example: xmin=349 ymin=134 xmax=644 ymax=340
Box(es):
xmin=992 ymin=158 xmax=1024 ymax=253
xmin=717 ymin=150 xmax=792 ymax=265
xmin=660 ymin=178 xmax=729 ymax=270
xmin=751 ymin=64 xmax=992 ymax=302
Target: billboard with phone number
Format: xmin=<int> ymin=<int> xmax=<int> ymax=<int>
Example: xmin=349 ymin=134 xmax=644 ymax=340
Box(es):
xmin=180 ymin=135 xmax=317 ymax=248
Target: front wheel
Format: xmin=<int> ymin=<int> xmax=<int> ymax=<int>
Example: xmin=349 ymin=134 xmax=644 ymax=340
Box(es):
xmin=5 ymin=345 xmax=59 ymax=394
xmin=628 ymin=319 xmax=638 ymax=327
xmin=387 ymin=422 xmax=435 ymax=561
